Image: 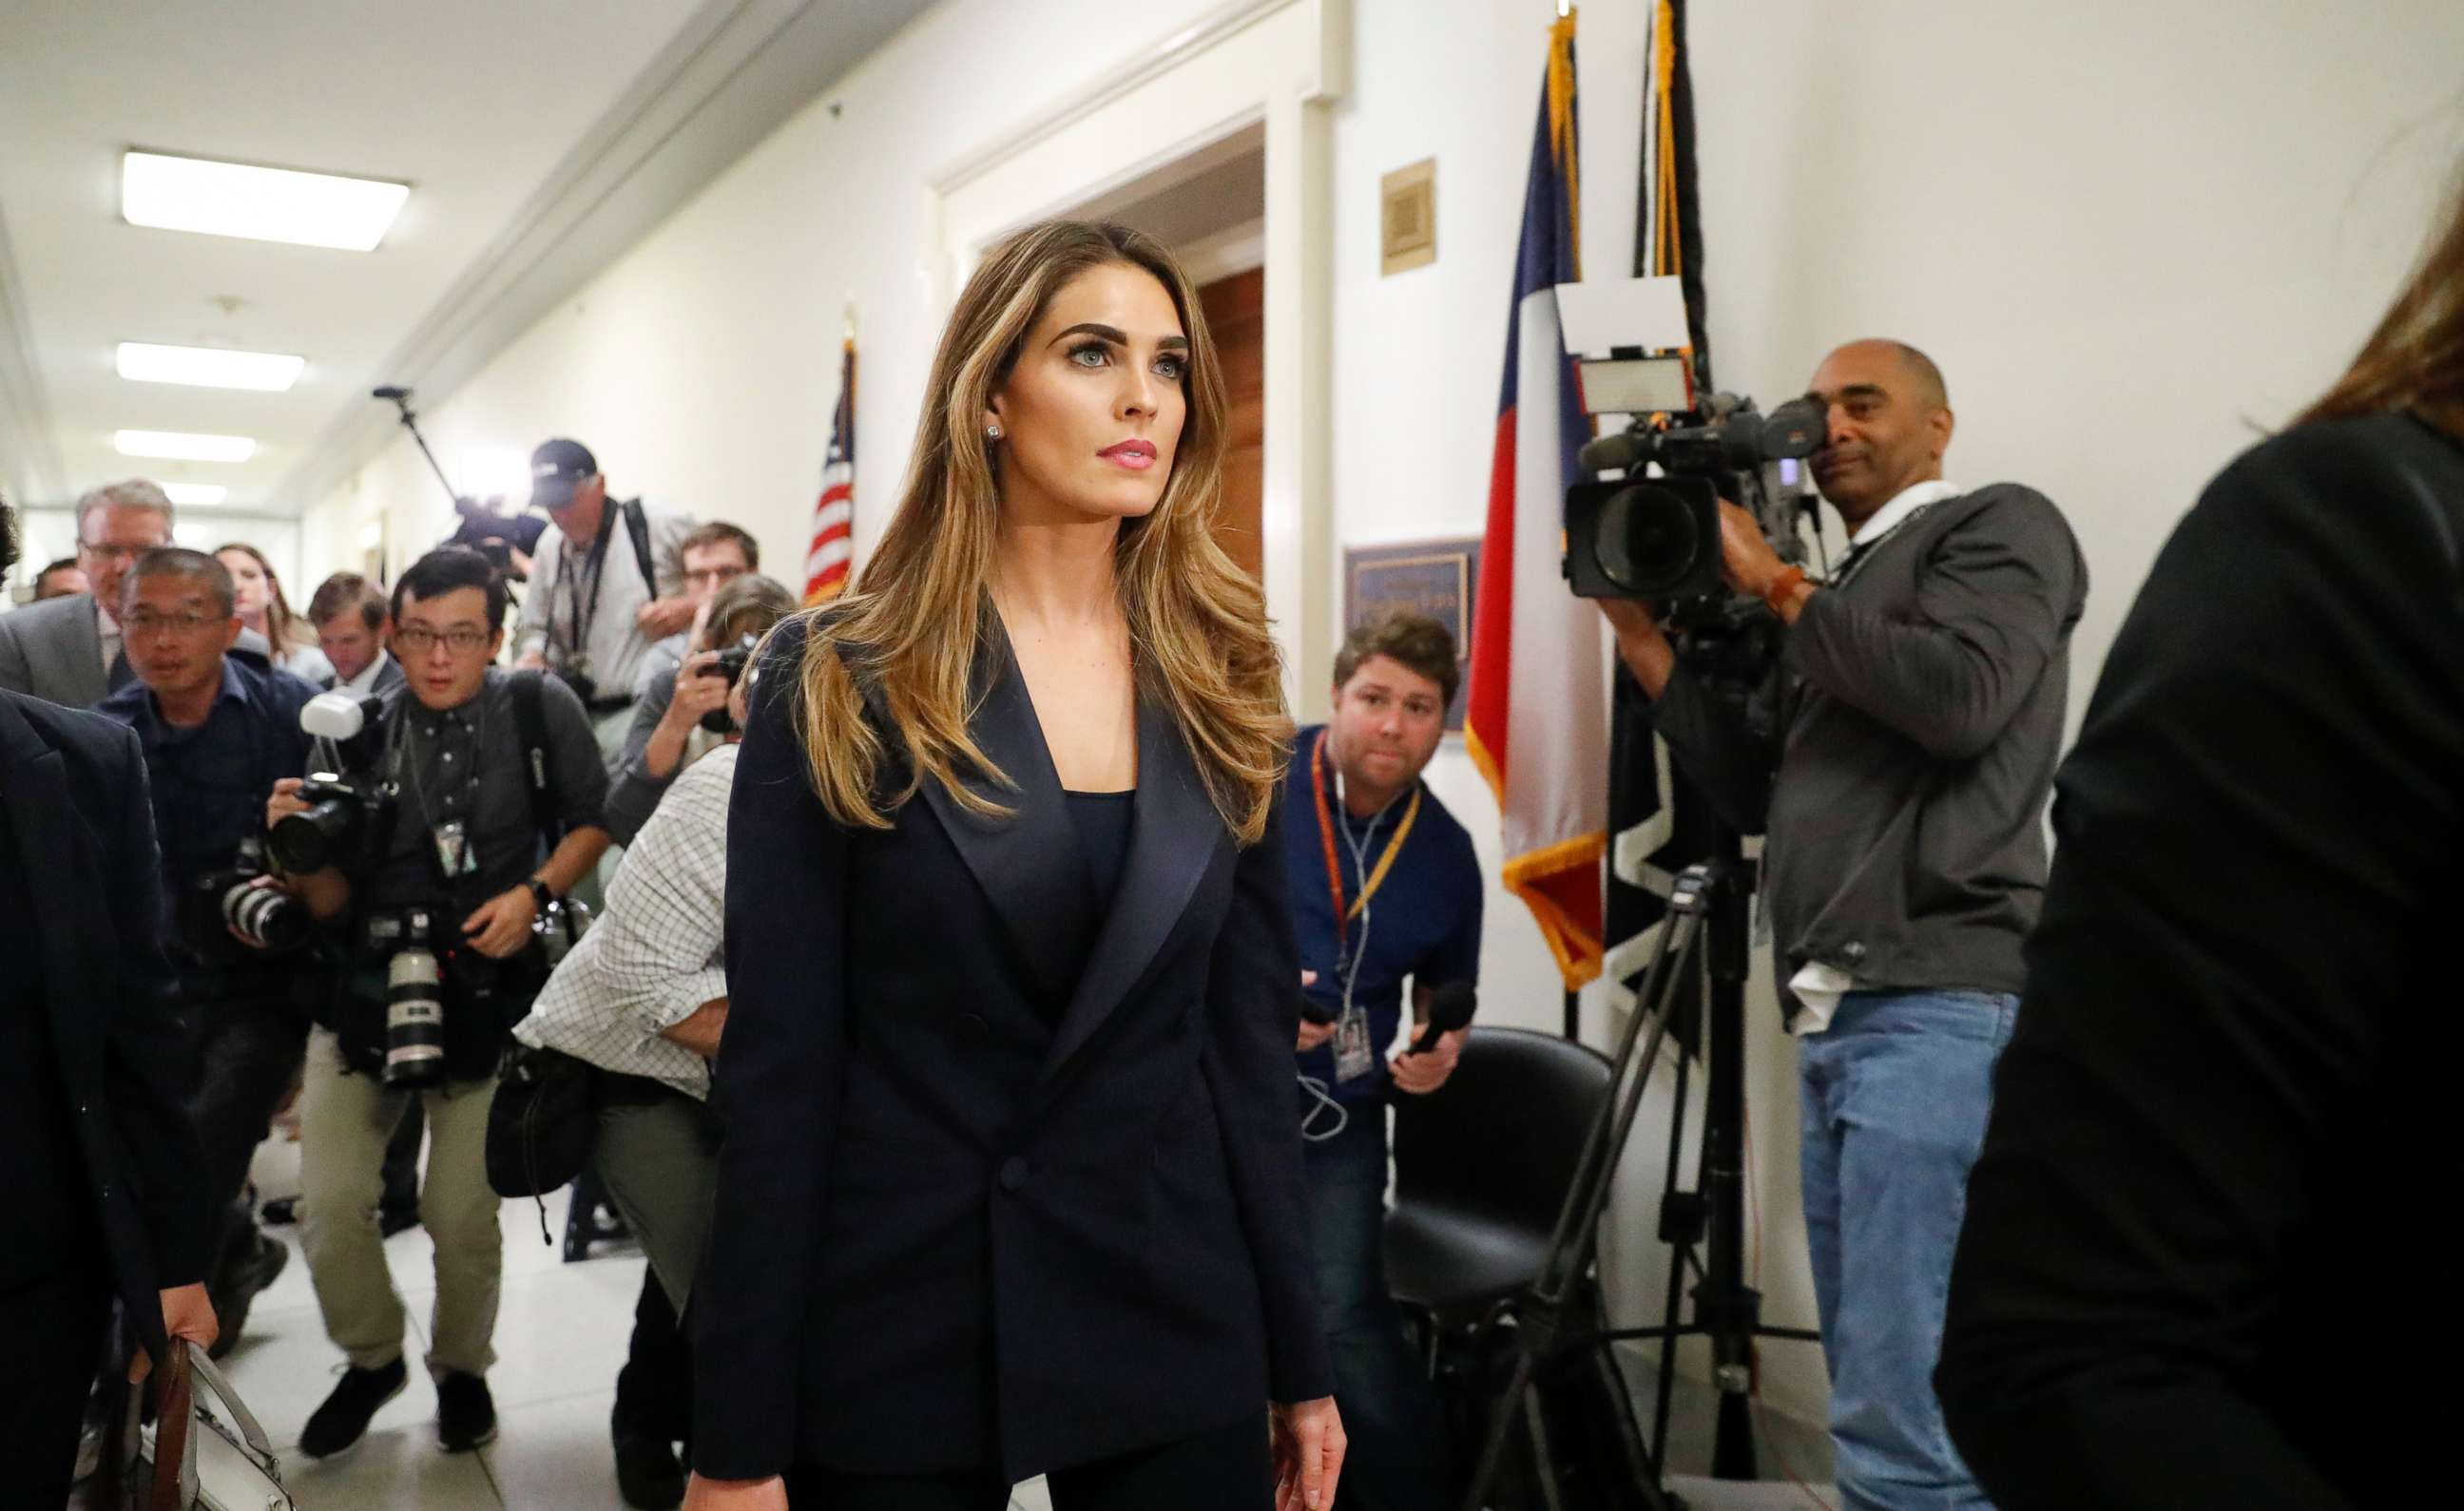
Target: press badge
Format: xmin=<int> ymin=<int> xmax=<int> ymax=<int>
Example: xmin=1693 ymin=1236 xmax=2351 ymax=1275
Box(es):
xmin=431 ymin=818 xmax=480 ymax=879
xmin=1334 ymin=1011 xmax=1376 ymax=1083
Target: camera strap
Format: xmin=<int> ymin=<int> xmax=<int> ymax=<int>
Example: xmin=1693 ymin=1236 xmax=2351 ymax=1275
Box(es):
xmin=507 ymin=669 xmax=564 ymax=850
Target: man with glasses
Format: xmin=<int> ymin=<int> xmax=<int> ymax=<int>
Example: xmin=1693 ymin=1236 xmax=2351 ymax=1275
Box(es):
xmin=271 ymin=545 xmax=609 ymax=1460
xmin=0 ymin=479 xmax=177 ymax=706
xmin=92 ymin=548 xmax=322 ymax=1356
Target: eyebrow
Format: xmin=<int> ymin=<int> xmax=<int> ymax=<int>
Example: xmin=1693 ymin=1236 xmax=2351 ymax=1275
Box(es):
xmin=1807 ymin=382 xmax=1891 ymax=405
xmin=1051 ymin=322 xmax=1190 ymax=352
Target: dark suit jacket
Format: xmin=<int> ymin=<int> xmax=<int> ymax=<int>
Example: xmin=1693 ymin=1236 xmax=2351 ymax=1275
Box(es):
xmin=693 ymin=617 xmax=1332 ymax=1482
xmin=1937 ymin=413 xmax=2464 ymax=1509
xmin=0 ymin=690 xmax=216 ymax=1359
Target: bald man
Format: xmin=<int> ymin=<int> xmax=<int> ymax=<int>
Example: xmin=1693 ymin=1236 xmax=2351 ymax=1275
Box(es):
xmin=1601 ymin=340 xmax=2088 ymax=1511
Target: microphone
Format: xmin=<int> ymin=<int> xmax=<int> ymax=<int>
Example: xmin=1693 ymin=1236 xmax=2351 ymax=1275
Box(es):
xmin=1407 ymin=982 xmax=1477 ymax=1054
xmin=1579 ymin=430 xmax=1647 ymax=474
xmin=372 ymin=384 xmax=411 ymax=402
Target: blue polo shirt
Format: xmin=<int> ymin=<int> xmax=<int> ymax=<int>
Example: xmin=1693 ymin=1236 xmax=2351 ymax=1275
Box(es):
xmin=1283 ymin=725 xmax=1483 ymax=1103
xmin=95 ymin=658 xmax=319 ymax=932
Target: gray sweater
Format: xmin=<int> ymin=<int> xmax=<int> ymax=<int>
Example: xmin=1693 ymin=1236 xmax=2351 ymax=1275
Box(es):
xmin=1650 ymin=483 xmax=2087 ymax=1009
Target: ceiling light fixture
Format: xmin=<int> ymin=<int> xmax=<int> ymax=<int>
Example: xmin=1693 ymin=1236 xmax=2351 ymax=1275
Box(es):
xmin=117 ymin=341 xmax=305 ymax=392
xmin=122 ymin=150 xmax=410 ymax=251
xmin=114 ymin=430 xmax=257 ymax=462
xmin=162 ymin=483 xmax=231 ymax=506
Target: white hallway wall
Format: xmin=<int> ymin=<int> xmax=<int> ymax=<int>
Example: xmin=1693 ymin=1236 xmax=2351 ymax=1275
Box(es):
xmin=302 ymin=0 xmax=2464 ymax=1428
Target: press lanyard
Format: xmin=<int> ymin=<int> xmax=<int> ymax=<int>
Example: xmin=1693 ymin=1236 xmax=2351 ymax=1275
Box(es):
xmin=1828 ymin=502 xmax=1939 ymax=592
xmin=555 ymin=505 xmax=618 ymax=663
xmin=1309 ymin=728 xmax=1421 ymax=959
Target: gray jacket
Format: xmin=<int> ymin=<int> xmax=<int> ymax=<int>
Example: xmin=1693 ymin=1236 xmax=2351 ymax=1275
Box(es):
xmin=1650 ymin=484 xmax=2087 ymax=1009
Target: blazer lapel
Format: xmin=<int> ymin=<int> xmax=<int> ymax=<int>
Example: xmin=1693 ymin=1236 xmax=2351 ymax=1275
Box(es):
xmin=1036 ymin=688 xmax=1222 ymax=1088
xmin=0 ymin=700 xmax=88 ymax=1049
xmin=911 ymin=639 xmax=1096 ymax=1011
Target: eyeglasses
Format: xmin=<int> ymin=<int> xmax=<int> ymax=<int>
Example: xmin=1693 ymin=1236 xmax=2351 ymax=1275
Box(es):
xmin=122 ymin=610 xmax=221 ymax=637
xmin=394 ymin=626 xmax=491 ymax=656
xmin=80 ymin=542 xmax=156 ymax=564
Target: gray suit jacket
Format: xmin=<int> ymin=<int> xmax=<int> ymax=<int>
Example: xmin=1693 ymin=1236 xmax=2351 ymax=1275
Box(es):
xmin=0 ymin=592 xmax=109 ymax=707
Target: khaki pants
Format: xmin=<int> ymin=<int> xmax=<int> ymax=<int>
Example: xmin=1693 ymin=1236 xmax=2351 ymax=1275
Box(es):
xmin=297 ymin=1027 xmax=502 ymax=1377
xmin=595 ymin=1089 xmax=722 ymax=1311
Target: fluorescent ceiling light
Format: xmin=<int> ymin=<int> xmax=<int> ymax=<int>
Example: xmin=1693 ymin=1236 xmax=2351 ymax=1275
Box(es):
xmin=117 ymin=341 xmax=304 ymax=392
xmin=161 ymin=483 xmax=230 ymax=506
xmin=115 ymin=430 xmax=256 ymax=462
xmin=122 ymin=151 xmax=409 ymax=251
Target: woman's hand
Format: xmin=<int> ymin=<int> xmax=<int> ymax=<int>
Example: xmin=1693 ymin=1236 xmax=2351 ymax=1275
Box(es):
xmin=1271 ymin=1396 xmax=1347 ymax=1511
xmin=683 ymin=1473 xmax=788 ymax=1511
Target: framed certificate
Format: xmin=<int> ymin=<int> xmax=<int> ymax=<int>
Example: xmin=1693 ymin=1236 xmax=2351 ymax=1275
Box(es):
xmin=1342 ymin=536 xmax=1482 ymax=732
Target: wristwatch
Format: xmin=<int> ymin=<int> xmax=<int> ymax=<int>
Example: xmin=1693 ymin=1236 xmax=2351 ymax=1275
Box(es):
xmin=525 ymin=876 xmax=556 ymax=914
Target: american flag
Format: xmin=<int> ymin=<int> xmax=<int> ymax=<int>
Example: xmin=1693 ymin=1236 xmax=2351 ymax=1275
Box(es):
xmin=804 ymin=338 xmax=857 ymax=605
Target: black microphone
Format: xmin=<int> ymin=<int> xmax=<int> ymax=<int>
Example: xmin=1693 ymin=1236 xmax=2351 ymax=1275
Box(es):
xmin=1579 ymin=430 xmax=1647 ymax=474
xmin=1407 ymin=982 xmax=1477 ymax=1054
xmin=372 ymin=384 xmax=411 ymax=402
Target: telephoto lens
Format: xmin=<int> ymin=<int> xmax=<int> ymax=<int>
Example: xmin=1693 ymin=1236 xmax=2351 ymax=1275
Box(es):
xmin=220 ymin=878 xmax=309 ymax=951
xmin=384 ymin=909 xmax=448 ymax=1090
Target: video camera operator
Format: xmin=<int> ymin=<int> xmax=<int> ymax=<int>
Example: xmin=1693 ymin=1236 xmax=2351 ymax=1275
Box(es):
xmin=92 ymin=548 xmax=322 ymax=1356
xmin=1597 ymin=339 xmax=2087 ymax=1511
xmin=605 ymin=569 xmax=795 ymax=845
xmin=269 ymin=545 xmax=611 ymax=1460
xmin=509 ymin=438 xmax=698 ymax=760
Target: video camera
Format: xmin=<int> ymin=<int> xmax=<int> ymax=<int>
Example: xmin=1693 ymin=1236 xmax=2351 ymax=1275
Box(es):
xmin=269 ymin=692 xmax=397 ymax=876
xmin=447 ymin=495 xmax=548 ymax=583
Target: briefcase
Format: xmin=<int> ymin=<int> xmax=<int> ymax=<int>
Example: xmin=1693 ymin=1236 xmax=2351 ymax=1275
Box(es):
xmin=85 ymin=1340 xmax=296 ymax=1511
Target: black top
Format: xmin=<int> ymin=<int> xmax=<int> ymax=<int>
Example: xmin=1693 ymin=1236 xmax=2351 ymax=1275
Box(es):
xmin=1936 ymin=413 xmax=2464 ymax=1510
xmin=1063 ymin=789 xmax=1135 ymax=914
xmin=0 ymin=798 xmax=100 ymax=1285
xmin=0 ymin=691 xmax=218 ymax=1358
xmin=1648 ymin=484 xmax=2088 ymax=1008
xmin=695 ymin=619 xmax=1331 ymax=1482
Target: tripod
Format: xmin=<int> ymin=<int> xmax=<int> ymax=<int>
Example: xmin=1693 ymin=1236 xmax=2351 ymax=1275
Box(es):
xmin=1461 ymin=833 xmax=1819 ymax=1510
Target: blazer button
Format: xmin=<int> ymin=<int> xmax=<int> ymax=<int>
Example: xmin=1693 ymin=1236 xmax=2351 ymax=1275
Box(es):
xmin=998 ymin=1157 xmax=1030 ymax=1193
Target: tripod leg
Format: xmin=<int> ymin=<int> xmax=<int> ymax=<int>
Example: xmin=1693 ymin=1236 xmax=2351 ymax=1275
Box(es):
xmin=1523 ymin=1384 xmax=1569 ymax=1511
xmin=1590 ymin=1340 xmax=1677 ymax=1510
xmin=1712 ymin=1388 xmax=1755 ymax=1482
xmin=1463 ymin=1351 xmax=1536 ymax=1511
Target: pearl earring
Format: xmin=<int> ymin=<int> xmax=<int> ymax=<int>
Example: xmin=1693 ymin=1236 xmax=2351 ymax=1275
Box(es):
xmin=985 ymin=423 xmax=1003 ymax=441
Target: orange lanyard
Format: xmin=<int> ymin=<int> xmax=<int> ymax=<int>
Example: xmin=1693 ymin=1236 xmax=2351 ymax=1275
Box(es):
xmin=1309 ymin=728 xmax=1421 ymax=955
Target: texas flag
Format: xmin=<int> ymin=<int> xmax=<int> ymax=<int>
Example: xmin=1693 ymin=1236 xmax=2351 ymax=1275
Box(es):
xmin=1464 ymin=10 xmax=1607 ymax=991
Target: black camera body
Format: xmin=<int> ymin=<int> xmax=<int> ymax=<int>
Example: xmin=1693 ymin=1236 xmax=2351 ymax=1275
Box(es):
xmin=269 ymin=775 xmax=398 ymax=876
xmin=697 ymin=632 xmax=760 ymax=734
xmin=448 ymin=495 xmax=547 ymax=583
xmin=552 ymin=664 xmax=599 ymax=708
xmin=1563 ymin=394 xmax=1822 ymax=606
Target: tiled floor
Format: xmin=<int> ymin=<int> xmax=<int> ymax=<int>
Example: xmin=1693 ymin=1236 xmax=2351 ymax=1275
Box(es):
xmin=198 ymin=1140 xmax=1820 ymax=1508
xmin=208 ymin=1139 xmax=1059 ymax=1509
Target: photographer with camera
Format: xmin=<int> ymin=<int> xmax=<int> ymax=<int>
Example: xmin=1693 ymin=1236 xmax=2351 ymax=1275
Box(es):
xmin=1597 ymin=340 xmax=2086 ymax=1511
xmin=510 ymin=438 xmax=698 ymax=757
xmin=606 ymin=570 xmax=795 ymax=846
xmin=269 ymin=545 xmax=611 ymax=1459
xmin=91 ymin=548 xmax=322 ymax=1356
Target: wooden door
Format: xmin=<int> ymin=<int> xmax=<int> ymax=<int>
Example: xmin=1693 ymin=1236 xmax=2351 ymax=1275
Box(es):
xmin=1197 ymin=267 xmax=1264 ymax=582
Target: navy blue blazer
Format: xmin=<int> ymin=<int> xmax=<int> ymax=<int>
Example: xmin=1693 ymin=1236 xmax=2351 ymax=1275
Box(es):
xmin=0 ymin=689 xmax=215 ymax=1358
xmin=693 ymin=616 xmax=1332 ymax=1482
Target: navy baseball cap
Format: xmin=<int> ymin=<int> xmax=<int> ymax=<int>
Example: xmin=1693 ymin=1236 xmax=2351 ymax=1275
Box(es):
xmin=529 ymin=438 xmax=599 ymax=509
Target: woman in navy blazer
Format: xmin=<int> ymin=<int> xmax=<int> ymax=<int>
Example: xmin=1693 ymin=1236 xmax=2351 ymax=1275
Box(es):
xmin=687 ymin=221 xmax=1343 ymax=1511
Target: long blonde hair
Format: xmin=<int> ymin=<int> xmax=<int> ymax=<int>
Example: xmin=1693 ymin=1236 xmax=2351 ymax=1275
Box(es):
xmin=2301 ymin=164 xmax=2464 ymax=435
xmin=786 ymin=220 xmax=1288 ymax=844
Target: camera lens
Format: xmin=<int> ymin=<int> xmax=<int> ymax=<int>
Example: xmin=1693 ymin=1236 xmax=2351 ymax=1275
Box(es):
xmin=221 ymin=880 xmax=308 ymax=951
xmin=383 ymin=941 xmax=448 ymax=1091
xmin=269 ymin=795 xmax=360 ymax=873
xmin=1599 ymin=483 xmax=1704 ymax=596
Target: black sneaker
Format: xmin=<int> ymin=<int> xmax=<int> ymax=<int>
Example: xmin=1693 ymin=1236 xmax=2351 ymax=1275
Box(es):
xmin=206 ymin=1233 xmax=289 ymax=1360
xmin=437 ymin=1370 xmax=498 ymax=1452
xmin=378 ymin=1201 xmax=422 ymax=1238
xmin=299 ymin=1358 xmax=409 ymax=1460
xmin=613 ymin=1430 xmax=685 ymax=1509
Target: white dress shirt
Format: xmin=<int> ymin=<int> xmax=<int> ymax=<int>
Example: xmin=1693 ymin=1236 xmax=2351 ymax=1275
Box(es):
xmin=516 ymin=741 xmax=734 ymax=1096
xmin=1785 ymin=476 xmax=1963 ymax=1035
xmin=95 ymin=598 xmax=120 ymax=676
xmin=337 ymin=649 xmax=395 ymax=697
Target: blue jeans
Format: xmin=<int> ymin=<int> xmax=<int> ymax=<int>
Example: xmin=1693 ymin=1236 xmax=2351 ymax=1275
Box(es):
xmin=1799 ymin=989 xmax=2016 ymax=1511
xmin=1302 ymin=1105 xmax=1447 ymax=1511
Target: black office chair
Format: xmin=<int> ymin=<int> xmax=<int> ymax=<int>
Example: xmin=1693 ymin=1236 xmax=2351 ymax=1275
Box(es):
xmin=1385 ymin=1024 xmax=1616 ymax=1333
